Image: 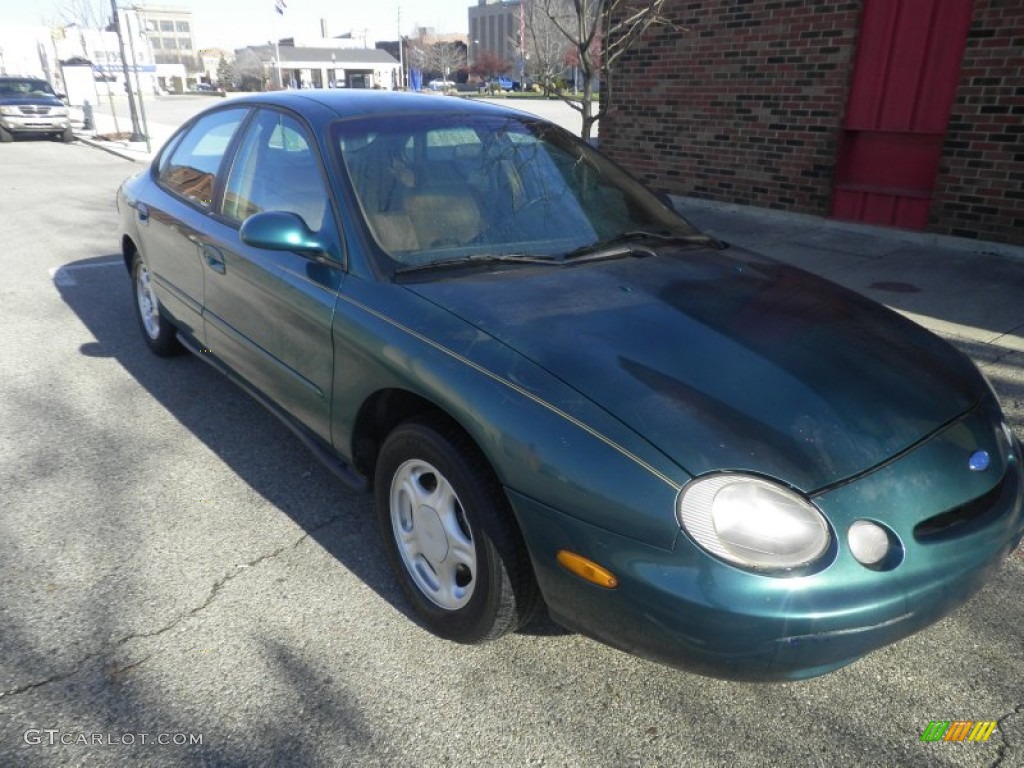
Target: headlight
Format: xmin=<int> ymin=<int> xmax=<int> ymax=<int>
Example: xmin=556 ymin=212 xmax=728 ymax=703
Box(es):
xmin=50 ymin=107 xmax=69 ymax=117
xmin=678 ymin=474 xmax=830 ymax=571
xmin=0 ymin=106 xmax=20 ymax=116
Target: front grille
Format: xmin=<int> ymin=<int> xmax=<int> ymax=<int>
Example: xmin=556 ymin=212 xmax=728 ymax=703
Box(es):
xmin=19 ymin=105 xmax=51 ymax=115
xmin=914 ymin=472 xmax=1011 ymax=542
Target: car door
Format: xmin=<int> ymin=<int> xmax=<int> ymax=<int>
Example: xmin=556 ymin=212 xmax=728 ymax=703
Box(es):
xmin=200 ymin=107 xmax=343 ymax=444
xmin=138 ymin=108 xmax=250 ymax=339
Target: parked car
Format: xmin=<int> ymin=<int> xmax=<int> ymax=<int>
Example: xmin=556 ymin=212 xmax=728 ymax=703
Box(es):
xmin=0 ymin=76 xmax=73 ymax=142
xmin=117 ymin=91 xmax=1023 ymax=680
xmin=428 ymin=79 xmax=456 ymax=91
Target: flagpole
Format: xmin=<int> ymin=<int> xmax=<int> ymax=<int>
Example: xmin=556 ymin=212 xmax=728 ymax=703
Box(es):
xmin=273 ymin=0 xmax=283 ymax=88
xmin=275 ymin=38 xmax=282 ymax=88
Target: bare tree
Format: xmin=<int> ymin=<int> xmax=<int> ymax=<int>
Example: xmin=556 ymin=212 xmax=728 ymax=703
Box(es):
xmin=408 ymin=41 xmax=467 ymax=84
xmin=53 ymin=0 xmax=108 ymax=29
xmin=525 ymin=0 xmax=680 ymax=141
xmin=233 ymin=48 xmax=267 ymax=92
xmin=471 ymin=49 xmax=511 ymax=82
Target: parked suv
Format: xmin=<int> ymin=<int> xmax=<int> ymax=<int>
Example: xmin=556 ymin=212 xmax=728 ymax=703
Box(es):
xmin=0 ymin=77 xmax=73 ymax=143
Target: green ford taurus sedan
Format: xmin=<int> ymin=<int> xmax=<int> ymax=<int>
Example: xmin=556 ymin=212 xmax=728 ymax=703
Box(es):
xmin=117 ymin=91 xmax=1023 ymax=680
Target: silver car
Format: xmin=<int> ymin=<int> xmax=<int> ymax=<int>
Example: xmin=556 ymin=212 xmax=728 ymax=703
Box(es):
xmin=0 ymin=77 xmax=73 ymax=143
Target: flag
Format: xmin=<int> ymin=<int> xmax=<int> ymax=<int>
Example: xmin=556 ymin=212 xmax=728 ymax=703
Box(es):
xmin=275 ymin=0 xmax=286 ymax=15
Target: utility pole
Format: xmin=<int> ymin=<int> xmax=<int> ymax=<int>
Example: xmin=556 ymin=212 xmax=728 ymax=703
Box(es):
xmin=123 ymin=9 xmax=151 ymax=153
xmin=397 ymin=7 xmax=405 ymax=90
xmin=110 ymin=0 xmax=144 ymax=141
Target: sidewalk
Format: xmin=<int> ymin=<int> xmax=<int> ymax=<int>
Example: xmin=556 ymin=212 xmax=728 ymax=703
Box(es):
xmin=74 ymin=110 xmax=175 ymax=163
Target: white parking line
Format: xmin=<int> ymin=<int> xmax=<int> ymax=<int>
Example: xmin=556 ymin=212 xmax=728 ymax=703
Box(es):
xmin=49 ymin=259 xmax=123 ymax=287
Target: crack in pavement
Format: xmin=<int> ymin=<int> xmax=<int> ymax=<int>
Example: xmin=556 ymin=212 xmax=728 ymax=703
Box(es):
xmin=992 ymin=703 xmax=1023 ymax=768
xmin=0 ymin=513 xmax=346 ymax=701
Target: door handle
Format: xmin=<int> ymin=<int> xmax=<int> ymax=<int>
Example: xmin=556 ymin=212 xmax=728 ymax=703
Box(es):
xmin=203 ymin=244 xmax=226 ymax=274
xmin=137 ymin=203 xmax=149 ymax=223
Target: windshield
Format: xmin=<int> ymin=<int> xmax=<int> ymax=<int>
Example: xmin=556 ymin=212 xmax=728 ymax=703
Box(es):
xmin=0 ymin=79 xmax=57 ymax=98
xmin=332 ymin=113 xmax=697 ymax=272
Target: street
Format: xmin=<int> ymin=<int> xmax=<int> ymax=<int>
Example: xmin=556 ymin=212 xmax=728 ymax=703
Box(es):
xmin=0 ymin=135 xmax=1021 ymax=768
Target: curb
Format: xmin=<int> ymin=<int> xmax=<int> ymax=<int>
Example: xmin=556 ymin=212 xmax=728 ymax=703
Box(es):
xmin=74 ymin=133 xmax=148 ymax=163
xmin=671 ymin=195 xmax=1024 ymax=261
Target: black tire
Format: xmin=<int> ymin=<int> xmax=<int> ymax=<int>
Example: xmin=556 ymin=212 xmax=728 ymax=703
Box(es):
xmin=0 ymin=127 xmax=12 ymax=143
xmin=131 ymin=252 xmax=183 ymax=357
xmin=60 ymin=126 xmax=74 ymax=143
xmin=375 ymin=416 xmax=539 ymax=643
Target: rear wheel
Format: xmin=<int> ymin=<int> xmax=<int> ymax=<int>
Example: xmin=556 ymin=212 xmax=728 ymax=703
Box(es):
xmin=131 ymin=252 xmax=183 ymax=356
xmin=375 ymin=416 xmax=539 ymax=643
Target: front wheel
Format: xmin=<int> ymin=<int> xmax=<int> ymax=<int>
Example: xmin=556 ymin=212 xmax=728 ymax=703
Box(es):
xmin=60 ymin=126 xmax=74 ymax=143
xmin=131 ymin=252 xmax=183 ymax=357
xmin=375 ymin=417 xmax=539 ymax=643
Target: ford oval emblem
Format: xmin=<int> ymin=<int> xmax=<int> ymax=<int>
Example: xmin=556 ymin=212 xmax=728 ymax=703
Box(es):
xmin=969 ymin=450 xmax=991 ymax=472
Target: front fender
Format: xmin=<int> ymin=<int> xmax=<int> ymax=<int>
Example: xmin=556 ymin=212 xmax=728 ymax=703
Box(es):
xmin=330 ymin=276 xmax=689 ymax=550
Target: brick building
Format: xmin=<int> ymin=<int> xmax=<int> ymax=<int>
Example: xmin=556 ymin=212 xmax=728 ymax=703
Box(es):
xmin=600 ymin=0 xmax=1023 ymax=245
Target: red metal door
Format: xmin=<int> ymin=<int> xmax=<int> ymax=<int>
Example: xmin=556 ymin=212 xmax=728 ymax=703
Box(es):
xmin=832 ymin=0 xmax=974 ymax=229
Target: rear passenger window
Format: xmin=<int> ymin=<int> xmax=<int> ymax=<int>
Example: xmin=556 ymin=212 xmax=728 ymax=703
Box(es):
xmin=158 ymin=108 xmax=247 ymax=209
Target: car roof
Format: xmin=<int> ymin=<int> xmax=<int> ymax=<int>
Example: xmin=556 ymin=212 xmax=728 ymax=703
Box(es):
xmin=230 ymin=89 xmax=536 ymax=122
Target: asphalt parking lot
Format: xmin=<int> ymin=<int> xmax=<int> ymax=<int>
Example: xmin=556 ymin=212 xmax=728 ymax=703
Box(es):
xmin=0 ymin=137 xmax=1021 ymax=768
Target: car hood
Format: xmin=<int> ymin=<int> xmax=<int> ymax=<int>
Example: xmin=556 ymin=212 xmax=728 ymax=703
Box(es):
xmin=0 ymin=96 xmax=63 ymax=107
xmin=406 ymin=247 xmax=984 ymax=491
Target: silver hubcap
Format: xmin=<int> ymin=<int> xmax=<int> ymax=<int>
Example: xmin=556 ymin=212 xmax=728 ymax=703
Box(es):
xmin=390 ymin=459 xmax=476 ymax=610
xmin=135 ymin=262 xmax=161 ymax=340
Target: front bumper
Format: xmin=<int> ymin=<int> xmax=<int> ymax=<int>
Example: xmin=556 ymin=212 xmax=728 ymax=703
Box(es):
xmin=510 ymin=406 xmax=1024 ymax=681
xmin=1 ymin=114 xmax=70 ymax=135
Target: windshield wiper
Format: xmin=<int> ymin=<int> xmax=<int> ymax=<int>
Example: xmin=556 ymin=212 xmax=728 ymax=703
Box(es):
xmin=393 ymin=253 xmax=559 ymax=276
xmin=563 ymin=230 xmax=723 ymax=262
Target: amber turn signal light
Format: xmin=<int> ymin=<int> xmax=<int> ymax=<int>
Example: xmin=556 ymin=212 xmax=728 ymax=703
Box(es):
xmin=557 ymin=550 xmax=619 ymax=589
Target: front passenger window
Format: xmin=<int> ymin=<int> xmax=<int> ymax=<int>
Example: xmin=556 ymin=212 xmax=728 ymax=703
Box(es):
xmin=221 ymin=110 xmax=329 ymax=232
xmin=158 ymin=108 xmax=247 ymax=209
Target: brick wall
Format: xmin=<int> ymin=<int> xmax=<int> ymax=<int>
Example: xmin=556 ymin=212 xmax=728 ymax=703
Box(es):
xmin=601 ymin=0 xmax=1023 ymax=245
xmin=601 ymin=0 xmax=861 ymax=216
xmin=930 ymin=0 xmax=1024 ymax=244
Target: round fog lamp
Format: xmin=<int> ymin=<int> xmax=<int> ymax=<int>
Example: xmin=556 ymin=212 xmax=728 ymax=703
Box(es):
xmin=848 ymin=521 xmax=889 ymax=566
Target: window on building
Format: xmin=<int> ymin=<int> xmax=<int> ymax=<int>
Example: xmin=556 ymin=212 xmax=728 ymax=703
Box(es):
xmin=176 ymin=21 xmax=190 ymax=32
xmin=160 ymin=20 xmax=174 ymax=31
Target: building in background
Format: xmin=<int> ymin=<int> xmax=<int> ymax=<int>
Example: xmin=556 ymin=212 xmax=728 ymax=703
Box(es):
xmin=600 ymin=0 xmax=1022 ymax=245
xmin=234 ymin=42 xmax=399 ymax=90
xmin=468 ymin=0 xmax=522 ymax=71
xmin=136 ymin=4 xmax=198 ymax=73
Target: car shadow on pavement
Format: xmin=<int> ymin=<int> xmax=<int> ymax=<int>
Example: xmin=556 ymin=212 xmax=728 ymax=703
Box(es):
xmin=55 ymin=253 xmax=569 ymax=640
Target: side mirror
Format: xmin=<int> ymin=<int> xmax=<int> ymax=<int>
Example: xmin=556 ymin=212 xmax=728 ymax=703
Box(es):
xmin=239 ymin=211 xmax=328 ymax=256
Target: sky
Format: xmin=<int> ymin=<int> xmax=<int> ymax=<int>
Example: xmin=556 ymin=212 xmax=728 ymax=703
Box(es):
xmin=3 ymin=0 xmax=471 ymax=51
